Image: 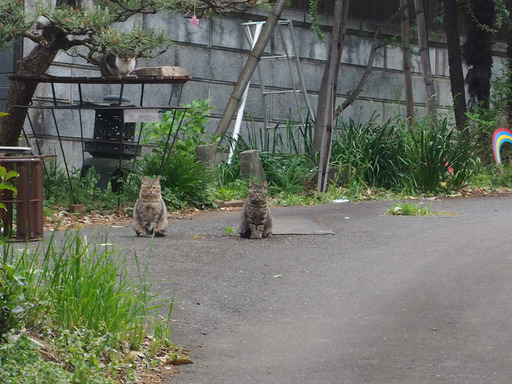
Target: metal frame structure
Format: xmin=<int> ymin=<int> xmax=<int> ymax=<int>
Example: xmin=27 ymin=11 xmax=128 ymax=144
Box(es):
xmin=8 ymin=73 xmax=190 ymax=203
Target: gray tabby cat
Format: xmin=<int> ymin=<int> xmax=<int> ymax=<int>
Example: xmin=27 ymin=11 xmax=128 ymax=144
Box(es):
xmin=240 ymin=180 xmax=273 ymax=239
xmin=99 ymin=49 xmax=136 ymax=76
xmin=133 ymin=176 xmax=168 ymax=237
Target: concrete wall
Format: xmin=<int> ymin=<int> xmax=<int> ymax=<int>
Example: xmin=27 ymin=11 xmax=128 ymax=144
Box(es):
xmin=21 ymin=8 xmax=509 ymax=168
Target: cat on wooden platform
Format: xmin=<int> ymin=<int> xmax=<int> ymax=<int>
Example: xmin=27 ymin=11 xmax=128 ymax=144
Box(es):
xmin=133 ymin=176 xmax=168 ymax=237
xmin=99 ymin=49 xmax=136 ymax=76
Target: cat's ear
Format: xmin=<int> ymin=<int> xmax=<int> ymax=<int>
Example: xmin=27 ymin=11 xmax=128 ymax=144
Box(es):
xmin=262 ymin=180 xmax=268 ymax=187
xmin=142 ymin=176 xmax=147 ymax=182
xmin=155 ymin=176 xmax=161 ymax=182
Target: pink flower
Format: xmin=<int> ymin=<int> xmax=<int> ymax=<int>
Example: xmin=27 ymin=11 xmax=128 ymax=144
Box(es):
xmin=190 ymin=15 xmax=199 ymax=25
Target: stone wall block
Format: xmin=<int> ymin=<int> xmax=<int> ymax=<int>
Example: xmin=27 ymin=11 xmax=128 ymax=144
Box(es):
xmin=240 ymin=149 xmax=265 ymax=182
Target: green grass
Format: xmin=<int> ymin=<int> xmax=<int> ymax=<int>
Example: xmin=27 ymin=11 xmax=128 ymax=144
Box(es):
xmin=1 ymin=231 xmax=175 ymax=383
xmin=387 ymin=202 xmax=434 ymax=216
xmin=386 ymin=202 xmax=456 ymax=216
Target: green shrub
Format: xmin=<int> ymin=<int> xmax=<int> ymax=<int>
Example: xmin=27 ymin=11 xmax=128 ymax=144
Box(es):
xmin=329 ymin=116 xmax=474 ymax=195
xmin=0 ymin=262 xmax=29 ymax=338
xmin=330 ymin=117 xmax=413 ymax=191
xmin=0 ymin=334 xmax=74 ymax=384
xmin=260 ymin=152 xmax=315 ymax=196
xmin=408 ymin=118 xmax=473 ymax=192
xmin=141 ymin=98 xmax=218 ymax=154
xmin=141 ymin=151 xmax=216 ymax=209
xmin=42 ymin=158 xmax=140 ymax=211
xmin=0 ymin=231 xmax=174 ymax=383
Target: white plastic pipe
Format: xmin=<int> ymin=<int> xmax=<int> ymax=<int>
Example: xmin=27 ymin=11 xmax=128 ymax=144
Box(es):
xmin=227 ymin=22 xmax=263 ymax=164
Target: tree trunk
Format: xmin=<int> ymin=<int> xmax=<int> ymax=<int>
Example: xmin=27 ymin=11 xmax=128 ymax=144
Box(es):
xmin=400 ymin=0 xmax=414 ymax=126
xmin=443 ymin=0 xmax=467 ymax=131
xmin=462 ymin=0 xmax=495 ymax=109
xmin=335 ymin=8 xmax=402 ymax=117
xmin=316 ymin=0 xmax=348 ymax=193
xmin=312 ymin=0 xmax=349 ymax=155
xmin=214 ymin=0 xmax=287 ymax=139
xmin=413 ymin=0 xmax=437 ymax=120
xmin=0 ymin=45 xmax=59 ymax=146
xmin=0 ymin=0 xmax=82 ymax=146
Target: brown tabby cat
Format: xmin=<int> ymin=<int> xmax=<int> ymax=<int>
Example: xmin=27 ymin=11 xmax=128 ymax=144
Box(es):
xmin=240 ymin=180 xmax=273 ymax=239
xmin=132 ymin=176 xmax=168 ymax=237
xmin=99 ymin=49 xmax=136 ymax=76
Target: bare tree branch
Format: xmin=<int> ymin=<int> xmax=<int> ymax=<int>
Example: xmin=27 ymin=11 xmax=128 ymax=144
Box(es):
xmin=335 ymin=7 xmax=404 ymax=116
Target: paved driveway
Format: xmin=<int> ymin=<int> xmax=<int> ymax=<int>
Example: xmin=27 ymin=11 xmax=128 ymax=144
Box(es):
xmin=83 ymin=195 xmax=512 ymax=383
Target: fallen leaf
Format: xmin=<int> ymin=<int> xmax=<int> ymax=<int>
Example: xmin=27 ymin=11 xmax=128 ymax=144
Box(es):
xmin=168 ymin=355 xmax=193 ymax=365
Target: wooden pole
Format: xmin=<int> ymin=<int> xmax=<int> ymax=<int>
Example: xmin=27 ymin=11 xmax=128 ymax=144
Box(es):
xmin=400 ymin=0 xmax=414 ymax=126
xmin=214 ymin=0 xmax=287 ymax=139
xmin=317 ymin=0 xmax=347 ymax=193
xmin=413 ymin=0 xmax=437 ymax=121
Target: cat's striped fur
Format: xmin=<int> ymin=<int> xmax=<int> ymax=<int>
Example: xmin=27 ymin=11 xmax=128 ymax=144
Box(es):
xmin=133 ymin=176 xmax=168 ymax=237
xmin=240 ymin=180 xmax=273 ymax=239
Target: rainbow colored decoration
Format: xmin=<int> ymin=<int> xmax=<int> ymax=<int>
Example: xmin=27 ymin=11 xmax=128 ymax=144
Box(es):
xmin=493 ymin=128 xmax=512 ymax=167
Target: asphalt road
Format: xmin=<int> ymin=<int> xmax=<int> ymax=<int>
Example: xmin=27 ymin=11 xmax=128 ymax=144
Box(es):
xmin=83 ymin=195 xmax=512 ymax=383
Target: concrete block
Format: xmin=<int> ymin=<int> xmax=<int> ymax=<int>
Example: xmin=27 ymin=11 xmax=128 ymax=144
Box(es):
xmin=240 ymin=149 xmax=265 ymax=182
xmin=359 ymin=69 xmax=403 ymax=101
xmin=343 ymin=35 xmax=384 ymax=69
xmin=209 ymin=49 xmax=246 ymax=83
xmin=196 ymin=144 xmax=216 ymax=167
xmin=492 ymin=57 xmax=508 ymax=81
xmin=212 ymin=18 xmax=247 ymax=50
xmin=148 ymin=13 xmax=210 ymax=46
xmin=436 ymin=78 xmax=453 ymax=108
xmin=436 ymin=48 xmax=450 ymax=77
xmin=386 ymin=45 xmax=404 ymax=71
xmin=175 ymin=45 xmax=214 ymax=80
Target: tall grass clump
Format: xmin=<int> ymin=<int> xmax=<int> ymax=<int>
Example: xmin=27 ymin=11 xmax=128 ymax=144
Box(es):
xmin=329 ymin=115 xmax=474 ymax=195
xmin=330 ymin=117 xmax=413 ymax=193
xmin=260 ymin=152 xmax=316 ymax=196
xmin=1 ymin=231 xmax=174 ymax=382
xmin=408 ymin=117 xmax=473 ymax=192
xmin=42 ymin=158 xmax=139 ymax=211
xmin=40 ymin=234 xmax=155 ymax=343
xmin=243 ymin=117 xmax=314 ymax=155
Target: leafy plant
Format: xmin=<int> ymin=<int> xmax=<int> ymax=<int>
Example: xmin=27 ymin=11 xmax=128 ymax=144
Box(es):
xmin=466 ymin=67 xmax=512 ymax=162
xmin=222 ymin=226 xmax=237 ymax=236
xmin=0 ymin=231 xmax=174 ymax=382
xmin=330 ymin=117 xmax=413 ymax=192
xmin=0 ymin=262 xmax=29 ymax=338
xmin=0 ymin=166 xmax=18 ymax=212
xmin=141 ymin=99 xmax=218 ymax=154
xmin=43 ymin=158 xmax=139 ymax=211
xmin=409 ymin=118 xmax=473 ymax=193
xmin=0 ymin=334 xmax=74 ymax=384
xmin=260 ymin=152 xmax=315 ymax=196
